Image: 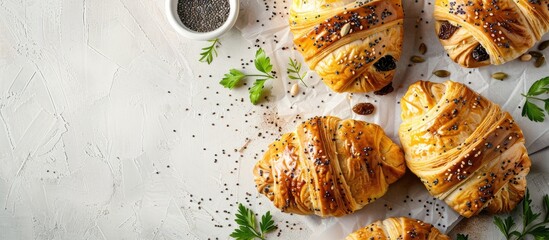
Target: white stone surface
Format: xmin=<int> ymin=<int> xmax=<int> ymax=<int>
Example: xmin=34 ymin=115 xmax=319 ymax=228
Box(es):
xmin=0 ymin=0 xmax=295 ymax=239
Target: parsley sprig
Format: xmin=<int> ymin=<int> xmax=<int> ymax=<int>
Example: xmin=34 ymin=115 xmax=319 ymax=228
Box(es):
xmin=287 ymin=58 xmax=308 ymax=87
xmin=493 ymin=190 xmax=549 ymax=240
xmin=199 ymin=39 xmax=219 ymax=64
xmin=521 ymin=77 xmax=549 ymax=122
xmin=230 ymin=203 xmax=276 ymax=240
xmin=219 ymin=48 xmax=274 ymax=105
xmin=456 ymin=233 xmax=469 ymax=240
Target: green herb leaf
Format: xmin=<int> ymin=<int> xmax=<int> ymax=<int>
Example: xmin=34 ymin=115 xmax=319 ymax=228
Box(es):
xmin=530 ymin=226 xmax=549 ymax=239
xmin=505 ymin=217 xmax=516 ymax=235
xmin=220 ymin=69 xmax=246 ymax=89
xmin=237 ymin=204 xmax=256 ymax=229
xmin=522 ymin=100 xmax=545 ymax=122
xmin=509 ymin=230 xmax=522 ymax=239
xmin=230 ymin=226 xmax=259 ymax=240
xmin=545 ymin=99 xmax=549 ymax=116
xmin=494 ymin=216 xmax=505 ymax=235
xmin=230 ymin=203 xmax=276 ymax=240
xmin=254 ymin=49 xmax=273 ymax=75
xmin=494 ymin=215 xmax=515 ymax=238
xmin=522 ymin=77 xmax=549 ymax=122
xmin=527 ymin=77 xmax=549 ymax=96
xmin=523 ymin=190 xmax=541 ymax=228
xmin=199 ymin=39 xmax=219 ymax=64
xmin=457 ymin=233 xmax=469 ymax=240
xmin=231 ymin=204 xmax=260 ymax=240
xmin=219 ymin=48 xmax=275 ymax=105
xmin=493 ymin=190 xmax=549 ymax=240
xmin=249 ymin=79 xmax=266 ymax=105
xmin=287 ymin=58 xmax=308 ymax=87
xmin=259 ymin=211 xmax=276 ymax=234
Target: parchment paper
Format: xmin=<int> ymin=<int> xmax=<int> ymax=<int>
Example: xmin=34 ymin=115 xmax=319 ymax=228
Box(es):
xmin=234 ymin=0 xmax=549 ymax=238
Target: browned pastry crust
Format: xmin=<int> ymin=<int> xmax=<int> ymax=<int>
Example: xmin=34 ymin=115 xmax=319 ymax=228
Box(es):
xmin=399 ymin=81 xmax=531 ymax=218
xmin=346 ymin=217 xmax=450 ymax=240
xmin=434 ymin=0 xmax=549 ymax=67
xmin=254 ymin=116 xmax=406 ymax=217
xmin=289 ymin=0 xmax=404 ymax=93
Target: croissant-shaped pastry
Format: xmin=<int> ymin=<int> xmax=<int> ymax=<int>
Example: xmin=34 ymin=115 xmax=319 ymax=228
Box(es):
xmin=254 ymin=116 xmax=406 ymax=217
xmin=434 ymin=0 xmax=549 ymax=67
xmin=399 ymin=80 xmax=531 ymax=217
xmin=346 ymin=217 xmax=450 ymax=240
xmin=289 ymin=0 xmax=404 ymax=92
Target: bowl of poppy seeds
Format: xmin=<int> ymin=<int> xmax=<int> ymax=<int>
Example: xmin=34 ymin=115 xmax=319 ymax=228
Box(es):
xmin=166 ymin=0 xmax=238 ymax=40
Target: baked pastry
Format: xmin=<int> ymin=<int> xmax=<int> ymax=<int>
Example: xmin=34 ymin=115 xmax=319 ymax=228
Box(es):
xmin=289 ymin=0 xmax=404 ymax=93
xmin=434 ymin=0 xmax=549 ymax=67
xmin=399 ymin=80 xmax=531 ymax=217
xmin=254 ymin=116 xmax=406 ymax=217
xmin=347 ymin=217 xmax=450 ymax=240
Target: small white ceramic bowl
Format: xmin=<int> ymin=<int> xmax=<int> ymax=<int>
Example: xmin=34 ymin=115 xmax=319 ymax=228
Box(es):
xmin=165 ymin=0 xmax=239 ymax=41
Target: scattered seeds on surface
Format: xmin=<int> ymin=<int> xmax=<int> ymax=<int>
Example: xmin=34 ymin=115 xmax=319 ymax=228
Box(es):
xmin=535 ymin=55 xmax=545 ymax=68
xmin=491 ymin=72 xmax=508 ymax=80
xmin=538 ymin=40 xmax=549 ymax=50
xmin=433 ymin=70 xmax=451 ymax=78
xmin=410 ymin=55 xmax=425 ymax=63
xmin=529 ymin=51 xmax=543 ymax=58
xmin=290 ymin=83 xmax=299 ymax=96
xmin=419 ymin=43 xmax=427 ymax=55
xmin=520 ymin=54 xmax=532 ymax=62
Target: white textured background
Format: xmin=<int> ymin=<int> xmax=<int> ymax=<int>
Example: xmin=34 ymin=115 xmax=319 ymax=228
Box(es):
xmin=1 ymin=0 xmax=549 ymax=239
xmin=0 ymin=0 xmax=305 ymax=239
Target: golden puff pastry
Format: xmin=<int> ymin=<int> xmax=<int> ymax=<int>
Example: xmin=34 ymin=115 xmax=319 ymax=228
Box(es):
xmin=289 ymin=0 xmax=404 ymax=93
xmin=347 ymin=217 xmax=450 ymax=240
xmin=434 ymin=0 xmax=549 ymax=67
xmin=254 ymin=116 xmax=406 ymax=217
xmin=399 ymin=80 xmax=531 ymax=218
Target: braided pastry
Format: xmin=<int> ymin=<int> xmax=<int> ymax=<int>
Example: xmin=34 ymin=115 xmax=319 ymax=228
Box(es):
xmin=290 ymin=0 xmax=404 ymax=92
xmin=254 ymin=116 xmax=406 ymax=217
xmin=399 ymin=80 xmax=531 ymax=217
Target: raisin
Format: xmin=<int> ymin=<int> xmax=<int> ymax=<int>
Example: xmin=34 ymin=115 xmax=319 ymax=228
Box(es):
xmin=373 ymin=55 xmax=396 ymax=71
xmin=374 ymin=82 xmax=394 ymax=95
xmin=438 ymin=21 xmax=459 ymax=40
xmin=352 ymin=103 xmax=375 ymax=115
xmin=472 ymin=44 xmax=490 ymax=61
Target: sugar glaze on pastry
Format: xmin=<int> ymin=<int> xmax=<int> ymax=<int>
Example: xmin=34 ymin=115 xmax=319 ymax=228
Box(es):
xmin=399 ymin=81 xmax=531 ymax=217
xmin=434 ymin=0 xmax=549 ymax=67
xmin=254 ymin=116 xmax=406 ymax=217
xmin=290 ymin=0 xmax=404 ymax=92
